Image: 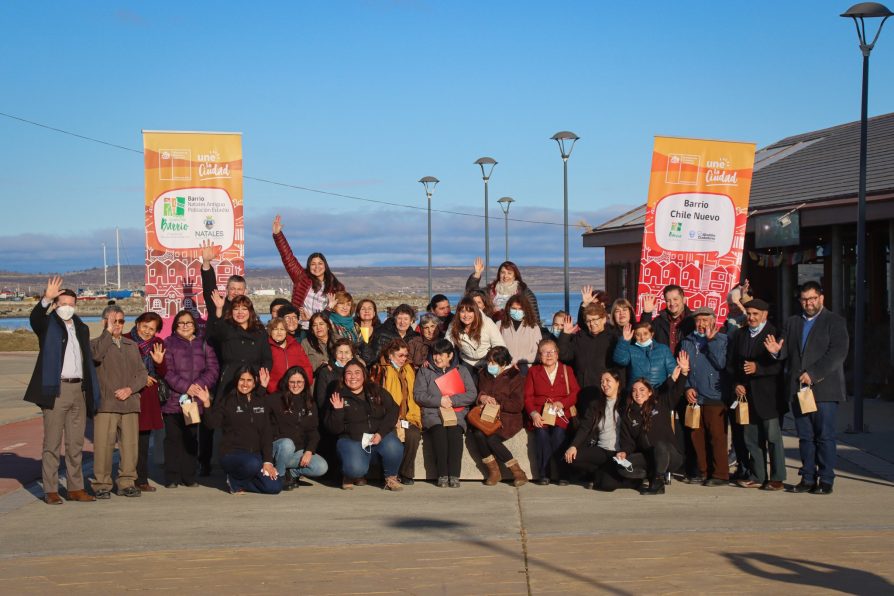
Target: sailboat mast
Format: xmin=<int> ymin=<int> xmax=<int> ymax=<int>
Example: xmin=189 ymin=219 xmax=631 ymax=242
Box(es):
xmin=116 ymin=227 xmax=121 ymax=290
xmin=102 ymin=243 xmax=108 ymax=287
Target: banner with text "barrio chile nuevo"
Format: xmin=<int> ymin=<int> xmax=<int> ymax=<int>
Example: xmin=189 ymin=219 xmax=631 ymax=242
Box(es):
xmin=636 ymin=136 xmax=755 ymax=323
xmin=143 ymin=131 xmax=243 ymax=326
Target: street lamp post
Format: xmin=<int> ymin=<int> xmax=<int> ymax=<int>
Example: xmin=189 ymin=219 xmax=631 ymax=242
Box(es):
xmin=497 ymin=196 xmax=515 ymax=261
xmin=419 ymin=176 xmax=440 ymax=298
xmin=475 ymin=157 xmax=497 ymax=284
xmin=551 ymin=131 xmax=579 ymax=314
xmin=841 ymin=2 xmax=891 ymax=433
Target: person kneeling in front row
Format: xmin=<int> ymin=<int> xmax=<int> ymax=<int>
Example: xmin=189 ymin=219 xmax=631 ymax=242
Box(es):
xmin=269 ymin=366 xmax=328 ymax=490
xmin=197 ymin=367 xmax=281 ymax=495
xmin=325 ymin=360 xmax=405 ymax=491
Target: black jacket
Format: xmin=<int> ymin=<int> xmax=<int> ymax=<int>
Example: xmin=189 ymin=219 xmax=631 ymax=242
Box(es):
xmin=571 ymin=395 xmax=623 ymax=449
xmin=205 ymin=390 xmax=274 ymax=462
xmin=557 ymin=329 xmax=617 ymax=391
xmin=775 ymin=308 xmax=849 ymax=403
xmin=313 ymin=363 xmax=342 ymax=410
xmin=201 ymin=265 xmax=231 ymax=325
xmin=267 ymin=393 xmax=321 ymax=454
xmin=727 ymin=323 xmax=786 ymax=420
xmin=361 ymin=317 xmax=418 ymax=365
xmin=24 ymin=300 xmax=98 ymax=417
xmin=206 ymin=318 xmax=273 ymax=400
xmin=324 ymin=385 xmax=399 ymax=442
xmin=619 ymin=373 xmax=687 ymax=454
xmin=643 ymin=308 xmax=695 ymax=354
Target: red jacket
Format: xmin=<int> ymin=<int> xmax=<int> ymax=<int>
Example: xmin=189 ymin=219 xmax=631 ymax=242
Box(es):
xmin=273 ymin=231 xmax=344 ymax=308
xmin=267 ymin=335 xmax=314 ymax=394
xmin=524 ymin=363 xmax=579 ymax=430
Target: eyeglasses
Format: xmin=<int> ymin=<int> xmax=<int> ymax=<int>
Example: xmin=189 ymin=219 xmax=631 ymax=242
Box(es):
xmin=112 ymin=319 xmax=125 ymax=324
xmin=540 ymin=350 xmax=558 ymax=356
xmin=177 ymin=321 xmax=194 ymax=327
xmin=800 ymin=296 xmax=820 ymax=303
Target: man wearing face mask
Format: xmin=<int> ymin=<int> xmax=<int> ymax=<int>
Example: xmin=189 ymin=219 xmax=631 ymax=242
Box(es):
xmin=679 ymin=307 xmax=729 ymax=486
xmin=25 ymin=276 xmax=101 ymax=504
xmin=727 ymin=299 xmax=786 ymax=490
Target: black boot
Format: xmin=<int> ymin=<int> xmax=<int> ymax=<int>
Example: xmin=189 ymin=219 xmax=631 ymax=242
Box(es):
xmin=639 ymin=477 xmax=665 ymax=495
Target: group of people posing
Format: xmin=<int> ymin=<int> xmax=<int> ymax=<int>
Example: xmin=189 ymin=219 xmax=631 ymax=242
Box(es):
xmin=27 ymin=215 xmax=848 ymax=503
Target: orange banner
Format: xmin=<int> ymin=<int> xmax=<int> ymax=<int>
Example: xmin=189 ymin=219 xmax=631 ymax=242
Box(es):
xmin=143 ymin=131 xmax=243 ymax=327
xmin=636 ymin=136 xmax=755 ymax=323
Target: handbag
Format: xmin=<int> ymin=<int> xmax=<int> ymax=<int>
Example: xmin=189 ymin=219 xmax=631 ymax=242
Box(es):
xmin=156 ymin=377 xmax=170 ymax=405
xmin=467 ymin=404 xmax=502 ymax=436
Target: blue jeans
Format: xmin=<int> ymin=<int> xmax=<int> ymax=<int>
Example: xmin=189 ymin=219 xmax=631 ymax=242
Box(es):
xmin=793 ymin=400 xmax=838 ymax=485
xmin=336 ymin=432 xmax=404 ymax=478
xmin=272 ymin=438 xmax=329 ymax=479
xmin=534 ymin=426 xmax=567 ymax=479
xmin=220 ymin=451 xmax=282 ymax=494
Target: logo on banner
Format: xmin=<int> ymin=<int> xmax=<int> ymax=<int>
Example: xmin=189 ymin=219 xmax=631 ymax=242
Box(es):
xmin=153 ymin=188 xmax=235 ymax=249
xmin=158 ymin=149 xmax=192 ymax=181
xmin=654 ymin=193 xmax=735 ymax=256
xmin=197 ymin=149 xmax=231 ymax=180
xmin=705 ymin=156 xmax=738 ymax=186
xmin=666 ymin=154 xmax=700 ymax=185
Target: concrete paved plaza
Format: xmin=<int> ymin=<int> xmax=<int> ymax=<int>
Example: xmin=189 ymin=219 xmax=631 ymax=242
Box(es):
xmin=0 ymin=351 xmax=892 ymax=594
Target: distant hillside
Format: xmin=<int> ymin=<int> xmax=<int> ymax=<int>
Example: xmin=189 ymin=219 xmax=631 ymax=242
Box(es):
xmin=0 ymin=265 xmax=604 ymax=295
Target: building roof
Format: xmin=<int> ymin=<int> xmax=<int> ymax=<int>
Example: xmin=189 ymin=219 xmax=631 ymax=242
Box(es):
xmin=586 ymin=112 xmax=894 ymax=236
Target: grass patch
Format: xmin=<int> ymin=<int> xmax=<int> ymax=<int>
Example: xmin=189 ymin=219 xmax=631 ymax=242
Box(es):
xmin=0 ymin=329 xmax=39 ymax=351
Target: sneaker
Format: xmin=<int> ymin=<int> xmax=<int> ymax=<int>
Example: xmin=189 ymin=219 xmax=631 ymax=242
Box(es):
xmin=736 ymin=479 xmax=762 ymax=489
xmin=436 ymin=476 xmax=449 ymax=488
xmin=448 ymin=477 xmax=460 ymax=488
xmin=683 ymin=475 xmax=706 ymax=485
xmin=118 ymin=486 xmax=141 ymax=498
xmin=399 ymin=476 xmax=415 ymax=486
xmin=282 ymin=476 xmax=296 ymax=492
xmin=384 ymin=476 xmax=403 ymax=491
xmin=95 ymin=490 xmax=112 ymax=500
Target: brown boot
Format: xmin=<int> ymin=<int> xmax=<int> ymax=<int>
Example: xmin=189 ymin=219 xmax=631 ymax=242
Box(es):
xmin=66 ymin=489 xmax=96 ymax=502
xmin=44 ymin=492 xmax=63 ymax=505
xmin=506 ymin=459 xmax=528 ymax=487
xmin=384 ymin=476 xmax=403 ymax=491
xmin=482 ymin=456 xmax=501 ymax=486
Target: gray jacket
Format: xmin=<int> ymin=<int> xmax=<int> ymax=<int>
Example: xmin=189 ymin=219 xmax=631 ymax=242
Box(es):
xmin=90 ymin=330 xmax=148 ymax=414
xmin=414 ymin=365 xmax=477 ymax=430
xmin=776 ymin=308 xmax=849 ymax=403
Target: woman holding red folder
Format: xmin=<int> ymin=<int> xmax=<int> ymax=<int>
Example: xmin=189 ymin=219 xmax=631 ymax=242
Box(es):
xmin=414 ymin=339 xmax=477 ymax=487
xmin=525 ymin=338 xmax=579 ymax=485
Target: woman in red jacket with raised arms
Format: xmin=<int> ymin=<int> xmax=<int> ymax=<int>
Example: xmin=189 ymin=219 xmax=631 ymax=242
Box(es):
xmin=271 ymin=215 xmax=345 ymax=330
xmin=525 ymin=338 xmax=579 ymax=485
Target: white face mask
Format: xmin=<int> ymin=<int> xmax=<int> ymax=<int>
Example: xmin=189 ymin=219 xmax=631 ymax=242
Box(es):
xmin=56 ymin=305 xmax=76 ymax=321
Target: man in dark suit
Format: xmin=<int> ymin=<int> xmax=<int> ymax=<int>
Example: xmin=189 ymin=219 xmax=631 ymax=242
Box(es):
xmin=764 ymin=282 xmax=848 ymax=495
xmin=727 ymin=299 xmax=786 ymax=490
xmin=24 ymin=276 xmax=101 ymax=504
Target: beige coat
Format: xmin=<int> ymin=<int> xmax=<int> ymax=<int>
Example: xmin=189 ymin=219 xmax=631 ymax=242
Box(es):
xmin=90 ymin=330 xmax=147 ymax=414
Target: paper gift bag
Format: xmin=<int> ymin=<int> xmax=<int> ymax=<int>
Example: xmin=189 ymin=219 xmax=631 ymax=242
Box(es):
xmin=395 ymin=421 xmax=406 ymax=442
xmin=797 ymin=385 xmax=818 ymax=414
xmin=481 ymin=402 xmax=501 ymax=423
xmin=684 ymin=404 xmax=701 ymax=429
xmin=440 ymin=406 xmax=458 ymax=427
xmin=735 ymin=397 xmax=750 ymax=425
xmin=541 ymin=402 xmax=557 ymax=426
xmin=181 ymin=400 xmax=201 ymax=425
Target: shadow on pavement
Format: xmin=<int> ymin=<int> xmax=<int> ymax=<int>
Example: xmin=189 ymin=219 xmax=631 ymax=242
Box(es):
xmin=0 ymin=451 xmax=40 ymax=488
xmin=722 ymin=552 xmax=893 ymax=594
xmin=387 ymin=516 xmax=634 ymax=595
xmin=782 ymin=447 xmax=893 ymax=487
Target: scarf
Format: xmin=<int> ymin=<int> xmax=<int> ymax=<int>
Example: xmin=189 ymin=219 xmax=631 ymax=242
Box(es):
xmin=329 ymin=311 xmax=359 ymax=343
xmin=493 ymin=281 xmax=519 ymax=310
xmin=129 ymin=327 xmax=161 ymax=377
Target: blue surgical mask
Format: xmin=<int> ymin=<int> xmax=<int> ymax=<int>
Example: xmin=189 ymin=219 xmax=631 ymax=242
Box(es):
xmin=334 ymin=360 xmax=345 ymax=368
xmin=635 ymin=339 xmax=653 ymax=348
xmin=390 ymin=359 xmax=401 ymax=370
xmin=551 ymin=327 xmax=562 ymax=338
xmin=694 ymin=331 xmax=706 ymax=338
xmin=487 ymin=363 xmax=501 ymax=377
xmin=509 ymin=309 xmax=524 ymax=322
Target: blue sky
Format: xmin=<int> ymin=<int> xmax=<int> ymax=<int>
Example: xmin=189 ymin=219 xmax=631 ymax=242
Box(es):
xmin=1 ymin=1 xmax=892 ymax=273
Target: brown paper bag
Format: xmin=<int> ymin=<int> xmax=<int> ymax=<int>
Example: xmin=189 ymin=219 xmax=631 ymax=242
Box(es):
xmin=395 ymin=421 xmax=406 ymax=443
xmin=440 ymin=406 xmax=457 ymax=427
xmin=684 ymin=404 xmax=701 ymax=429
xmin=797 ymin=385 xmax=818 ymax=414
xmin=735 ymin=397 xmax=750 ymax=425
xmin=541 ymin=402 xmax=557 ymax=426
xmin=182 ymin=400 xmax=201 ymax=425
xmin=481 ymin=402 xmax=501 ymax=423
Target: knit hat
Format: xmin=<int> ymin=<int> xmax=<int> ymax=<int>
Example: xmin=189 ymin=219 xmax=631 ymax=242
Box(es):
xmin=692 ymin=306 xmax=715 ymax=317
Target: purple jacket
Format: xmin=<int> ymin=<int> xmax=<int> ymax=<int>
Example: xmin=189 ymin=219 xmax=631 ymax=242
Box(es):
xmin=162 ymin=333 xmax=219 ymax=414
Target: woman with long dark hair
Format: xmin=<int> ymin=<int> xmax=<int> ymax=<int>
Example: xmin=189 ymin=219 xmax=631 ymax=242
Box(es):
xmin=498 ymin=293 xmax=542 ymax=371
xmin=466 ymin=257 xmax=540 ymax=321
xmin=198 ymin=366 xmax=281 ymax=495
xmin=324 ymin=360 xmax=404 ymax=491
xmin=269 ymin=366 xmax=328 ymax=490
xmin=564 ymin=370 xmax=639 ymax=491
xmin=162 ymin=309 xmax=218 ymax=488
xmin=617 ymin=351 xmax=690 ymax=495
xmin=128 ymin=311 xmax=166 ymax=492
xmin=271 ymin=215 xmax=345 ymax=330
xmin=447 ymin=297 xmax=505 ymax=378
xmin=207 ymin=294 xmax=273 ymax=401
xmin=301 ymin=312 xmax=335 ymax=373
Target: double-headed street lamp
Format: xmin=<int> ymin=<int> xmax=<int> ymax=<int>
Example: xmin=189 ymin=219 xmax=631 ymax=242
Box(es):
xmin=419 ymin=176 xmax=440 ymax=298
xmin=551 ymin=131 xmax=579 ymax=314
xmin=497 ymin=196 xmax=515 ymax=262
xmin=475 ymin=157 xmax=497 ymax=284
xmin=841 ymin=2 xmax=891 ymax=433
